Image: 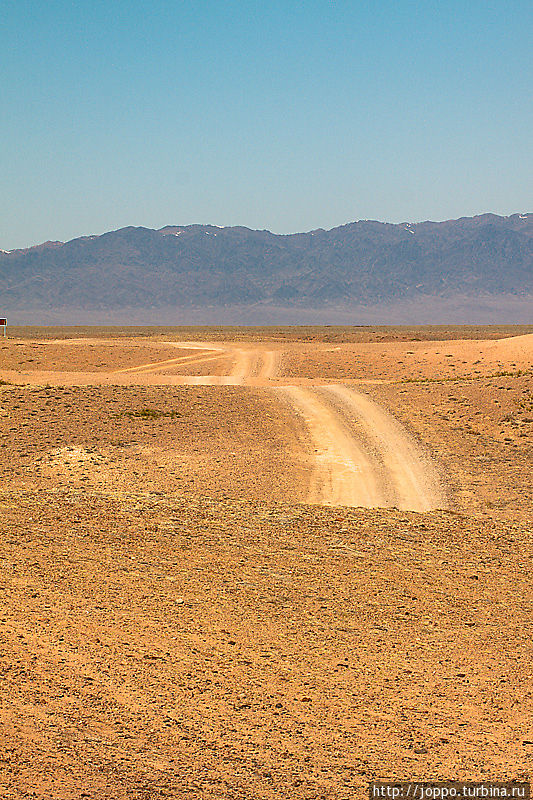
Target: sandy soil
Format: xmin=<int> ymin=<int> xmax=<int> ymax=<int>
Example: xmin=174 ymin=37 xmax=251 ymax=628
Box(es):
xmin=281 ymin=336 xmax=533 ymax=382
xmin=0 ymin=326 xmax=532 ymax=798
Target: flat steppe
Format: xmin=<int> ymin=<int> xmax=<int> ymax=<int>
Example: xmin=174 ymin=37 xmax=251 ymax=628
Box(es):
xmin=1 ymin=325 xmax=532 ymax=799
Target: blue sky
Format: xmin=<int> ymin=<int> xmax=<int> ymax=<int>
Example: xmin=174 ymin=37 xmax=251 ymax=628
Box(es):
xmin=1 ymin=0 xmax=532 ymax=249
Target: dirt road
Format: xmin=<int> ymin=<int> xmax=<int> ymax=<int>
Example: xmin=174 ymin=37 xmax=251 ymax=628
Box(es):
xmin=280 ymin=386 xmax=383 ymax=508
xmin=280 ymin=385 xmax=445 ymax=511
xmin=327 ymin=385 xmax=445 ymax=510
xmin=1 ymin=337 xmax=446 ymax=510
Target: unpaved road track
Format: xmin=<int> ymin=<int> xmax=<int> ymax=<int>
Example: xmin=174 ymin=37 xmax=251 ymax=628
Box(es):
xmin=113 ymin=351 xmax=223 ymax=374
xmin=176 ymin=343 xmax=445 ymax=511
xmin=1 ymin=338 xmax=446 ymax=510
xmin=109 ymin=343 xmax=280 ymax=384
xmin=280 ymin=386 xmax=383 ymax=508
xmin=327 ymin=385 xmax=444 ymax=511
xmin=281 ymin=385 xmax=445 ymax=511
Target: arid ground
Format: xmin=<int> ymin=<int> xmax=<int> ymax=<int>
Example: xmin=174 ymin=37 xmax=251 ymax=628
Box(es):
xmin=1 ymin=325 xmax=532 ymax=799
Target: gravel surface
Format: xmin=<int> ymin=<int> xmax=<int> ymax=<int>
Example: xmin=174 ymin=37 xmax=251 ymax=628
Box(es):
xmin=0 ymin=326 xmax=531 ymax=799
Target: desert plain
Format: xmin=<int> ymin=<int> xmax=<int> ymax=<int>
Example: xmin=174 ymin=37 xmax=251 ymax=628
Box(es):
xmin=0 ymin=324 xmax=532 ymax=799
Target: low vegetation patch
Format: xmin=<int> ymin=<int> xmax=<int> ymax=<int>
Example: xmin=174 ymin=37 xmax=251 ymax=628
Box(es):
xmin=121 ymin=408 xmax=181 ymax=420
xmin=400 ymin=368 xmax=532 ymax=384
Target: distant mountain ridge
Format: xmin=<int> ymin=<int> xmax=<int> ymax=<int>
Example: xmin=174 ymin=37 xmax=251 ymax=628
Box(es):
xmin=1 ymin=214 xmax=532 ymax=323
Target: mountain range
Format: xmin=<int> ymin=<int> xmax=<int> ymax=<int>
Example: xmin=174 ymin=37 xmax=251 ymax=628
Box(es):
xmin=1 ymin=213 xmax=532 ymax=323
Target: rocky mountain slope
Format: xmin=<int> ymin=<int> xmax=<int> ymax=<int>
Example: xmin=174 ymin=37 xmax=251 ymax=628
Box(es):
xmin=1 ymin=214 xmax=532 ymax=320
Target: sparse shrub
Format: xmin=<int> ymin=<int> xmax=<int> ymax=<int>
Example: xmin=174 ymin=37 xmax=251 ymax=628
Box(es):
xmin=122 ymin=408 xmax=180 ymax=420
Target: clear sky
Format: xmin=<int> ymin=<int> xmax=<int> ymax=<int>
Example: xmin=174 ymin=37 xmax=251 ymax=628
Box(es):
xmin=2 ymin=0 xmax=532 ymax=250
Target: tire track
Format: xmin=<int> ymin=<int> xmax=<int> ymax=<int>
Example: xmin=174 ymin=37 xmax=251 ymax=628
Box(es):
xmin=325 ymin=385 xmax=445 ymax=512
xmin=113 ymin=351 xmax=223 ymax=374
xmin=279 ymin=386 xmax=384 ymax=508
xmin=280 ymin=384 xmax=445 ymax=512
